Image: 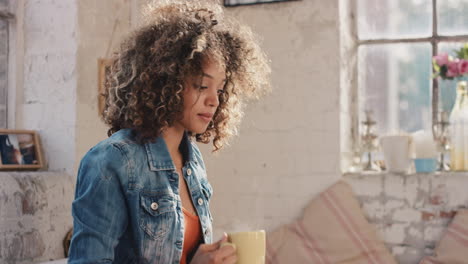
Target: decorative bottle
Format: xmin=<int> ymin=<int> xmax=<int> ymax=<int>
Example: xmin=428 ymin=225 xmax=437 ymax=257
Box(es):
xmin=450 ymin=81 xmax=468 ymax=171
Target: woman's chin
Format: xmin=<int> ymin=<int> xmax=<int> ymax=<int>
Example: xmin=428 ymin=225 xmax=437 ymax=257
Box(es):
xmin=187 ymin=127 xmax=209 ymax=135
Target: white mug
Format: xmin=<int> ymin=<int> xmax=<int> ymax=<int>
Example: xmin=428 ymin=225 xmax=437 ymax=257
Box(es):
xmin=380 ymin=134 xmax=414 ymax=173
xmin=220 ymin=230 xmax=265 ymax=264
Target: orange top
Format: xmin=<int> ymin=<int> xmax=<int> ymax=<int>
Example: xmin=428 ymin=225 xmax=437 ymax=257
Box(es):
xmin=180 ymin=207 xmax=202 ymax=264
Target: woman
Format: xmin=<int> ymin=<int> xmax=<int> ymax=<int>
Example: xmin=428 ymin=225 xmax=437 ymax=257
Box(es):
xmin=69 ymin=1 xmax=270 ymax=263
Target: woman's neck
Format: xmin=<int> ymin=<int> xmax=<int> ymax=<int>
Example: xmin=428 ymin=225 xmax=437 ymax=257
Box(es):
xmin=162 ymin=126 xmax=185 ymax=159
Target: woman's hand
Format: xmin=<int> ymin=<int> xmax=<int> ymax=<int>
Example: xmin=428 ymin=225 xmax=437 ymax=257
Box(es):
xmin=190 ymin=233 xmax=237 ymax=264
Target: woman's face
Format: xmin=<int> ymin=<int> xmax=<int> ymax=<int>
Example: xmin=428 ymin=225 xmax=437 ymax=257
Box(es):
xmin=177 ymin=60 xmax=226 ymax=134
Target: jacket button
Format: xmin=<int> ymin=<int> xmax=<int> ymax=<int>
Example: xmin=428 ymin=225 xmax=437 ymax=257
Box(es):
xmin=150 ymin=202 xmax=159 ymax=211
xmin=198 ymin=198 xmax=204 ymax=205
xmin=187 ymin=168 xmax=192 ymax=176
xmin=204 ymin=228 xmax=210 ymax=236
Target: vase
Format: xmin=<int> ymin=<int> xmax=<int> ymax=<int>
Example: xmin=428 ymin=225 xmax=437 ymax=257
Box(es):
xmin=449 ymin=81 xmax=468 ymax=171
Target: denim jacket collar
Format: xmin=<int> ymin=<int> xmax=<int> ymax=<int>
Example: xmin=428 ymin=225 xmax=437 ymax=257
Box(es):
xmin=144 ymin=131 xmax=196 ymax=171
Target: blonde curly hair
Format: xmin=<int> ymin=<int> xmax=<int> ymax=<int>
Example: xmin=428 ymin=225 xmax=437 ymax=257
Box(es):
xmin=102 ymin=0 xmax=271 ymax=151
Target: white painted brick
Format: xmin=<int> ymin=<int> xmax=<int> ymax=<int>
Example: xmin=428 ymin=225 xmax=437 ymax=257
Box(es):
xmin=405 ymin=175 xmax=427 ymax=208
xmin=293 ymin=151 xmax=321 ymax=176
xmin=406 ymin=225 xmax=424 ymax=242
xmin=0 ymin=172 xmax=73 ymax=263
xmin=433 ymin=174 xmax=468 ymax=207
xmin=382 ymin=223 xmax=407 ymax=244
xmin=278 ymin=175 xmax=324 ymax=197
xmin=308 ymin=131 xmax=339 ymax=155
xmin=24 ymin=0 xmax=77 ymax=55
xmin=348 ymin=172 xmax=468 ymax=262
xmin=23 ymin=54 xmax=76 ymax=103
xmin=384 ymin=199 xmax=406 ymax=211
xmin=307 ymin=152 xmax=340 ymax=174
xmin=361 ymin=200 xmax=385 ymax=220
xmin=424 ymin=225 xmax=446 ymax=243
xmin=384 ymin=175 xmax=406 ymax=199
xmin=212 ymin=0 xmax=340 ymax=245
xmin=391 ymin=245 xmax=412 ymax=257
xmin=392 ymin=208 xmax=421 ymax=223
xmin=346 ymin=174 xmax=383 ymax=197
xmin=393 ymin=246 xmax=425 ymax=264
xmin=320 ymin=110 xmax=340 ymax=133
xmin=18 ymin=0 xmax=78 ymax=174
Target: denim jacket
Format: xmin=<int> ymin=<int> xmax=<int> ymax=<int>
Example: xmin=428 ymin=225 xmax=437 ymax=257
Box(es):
xmin=69 ymin=129 xmax=214 ymax=264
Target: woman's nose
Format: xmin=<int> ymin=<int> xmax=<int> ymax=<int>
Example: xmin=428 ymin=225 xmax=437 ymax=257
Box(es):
xmin=206 ymin=88 xmax=219 ymax=107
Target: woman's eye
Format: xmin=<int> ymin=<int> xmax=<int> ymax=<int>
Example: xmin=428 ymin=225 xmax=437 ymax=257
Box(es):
xmin=217 ymin=89 xmax=225 ymax=95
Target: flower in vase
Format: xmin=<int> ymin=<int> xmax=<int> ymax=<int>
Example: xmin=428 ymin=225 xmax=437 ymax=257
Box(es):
xmin=433 ymin=44 xmax=468 ymax=80
xmin=434 ymin=53 xmax=449 ymax=66
xmin=458 ymin=59 xmax=468 ymax=75
xmin=447 ymin=60 xmax=460 ymax=78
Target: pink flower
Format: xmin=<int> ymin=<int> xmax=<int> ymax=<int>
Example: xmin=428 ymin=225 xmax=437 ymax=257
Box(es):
xmin=447 ymin=60 xmax=460 ymax=78
xmin=434 ymin=53 xmax=449 ymax=66
xmin=458 ymin=59 xmax=468 ymax=75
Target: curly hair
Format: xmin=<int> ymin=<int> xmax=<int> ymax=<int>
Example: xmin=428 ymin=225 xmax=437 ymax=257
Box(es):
xmin=102 ymin=0 xmax=271 ymax=151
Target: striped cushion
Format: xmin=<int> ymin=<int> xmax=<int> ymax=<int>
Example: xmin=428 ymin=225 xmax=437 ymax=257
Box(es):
xmin=266 ymin=181 xmax=397 ymax=264
xmin=419 ymin=210 xmax=468 ymax=264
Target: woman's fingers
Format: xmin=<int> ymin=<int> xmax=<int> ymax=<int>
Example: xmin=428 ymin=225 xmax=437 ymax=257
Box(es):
xmin=222 ymin=254 xmax=238 ymax=264
xmin=201 ymin=233 xmax=228 ymax=252
xmin=216 ymin=243 xmax=236 ymax=260
xmin=189 ymin=233 xmax=236 ymax=264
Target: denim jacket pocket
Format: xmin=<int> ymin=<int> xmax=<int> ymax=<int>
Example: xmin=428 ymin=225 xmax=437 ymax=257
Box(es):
xmin=139 ymin=192 xmax=175 ymax=241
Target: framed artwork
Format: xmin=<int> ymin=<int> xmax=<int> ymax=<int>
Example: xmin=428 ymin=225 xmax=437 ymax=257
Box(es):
xmin=224 ymin=0 xmax=298 ymax=7
xmin=0 ymin=129 xmax=44 ymax=170
xmin=98 ymin=58 xmax=113 ymax=116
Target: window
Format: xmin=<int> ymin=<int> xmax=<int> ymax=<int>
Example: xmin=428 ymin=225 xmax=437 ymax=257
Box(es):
xmin=341 ymin=0 xmax=468 ymax=170
xmin=357 ymin=0 xmax=468 ymax=134
xmin=0 ymin=0 xmax=14 ymax=128
xmin=0 ymin=0 xmax=11 ymax=129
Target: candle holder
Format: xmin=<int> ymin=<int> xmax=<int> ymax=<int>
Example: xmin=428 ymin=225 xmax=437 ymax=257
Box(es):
xmin=433 ymin=111 xmax=451 ymax=171
xmin=361 ymin=110 xmax=380 ymax=171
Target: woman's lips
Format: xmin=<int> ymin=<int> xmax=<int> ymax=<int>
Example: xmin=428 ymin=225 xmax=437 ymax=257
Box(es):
xmin=198 ymin=113 xmax=213 ymax=123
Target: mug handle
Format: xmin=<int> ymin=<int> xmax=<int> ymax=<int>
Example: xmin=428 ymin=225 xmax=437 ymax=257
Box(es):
xmin=220 ymin=241 xmax=237 ymax=251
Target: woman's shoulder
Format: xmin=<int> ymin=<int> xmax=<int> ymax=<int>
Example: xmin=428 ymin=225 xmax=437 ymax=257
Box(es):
xmin=82 ymin=129 xmax=142 ymax=162
xmin=77 ymin=130 xmax=141 ymax=183
xmin=94 ymin=128 xmax=140 ymax=149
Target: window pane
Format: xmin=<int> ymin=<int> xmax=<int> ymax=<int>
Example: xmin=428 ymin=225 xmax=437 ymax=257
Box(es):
xmin=358 ymin=43 xmax=432 ymax=134
xmin=438 ymin=42 xmax=468 ymax=113
xmin=357 ymin=0 xmax=432 ymax=40
xmin=438 ymin=0 xmax=468 ymax=36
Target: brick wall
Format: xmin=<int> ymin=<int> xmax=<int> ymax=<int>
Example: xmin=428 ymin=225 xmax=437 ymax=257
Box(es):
xmin=0 ymin=172 xmax=74 ymax=264
xmin=201 ymin=0 xmax=342 ymax=237
xmin=14 ymin=0 xmax=78 ymax=173
xmin=4 ymin=1 xmax=466 ymax=263
xmin=75 ymin=0 xmax=133 ymax=173
xmin=346 ymin=172 xmax=468 ymax=264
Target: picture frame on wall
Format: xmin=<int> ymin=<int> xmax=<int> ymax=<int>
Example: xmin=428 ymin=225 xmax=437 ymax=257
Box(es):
xmin=98 ymin=58 xmax=113 ymax=116
xmin=0 ymin=129 xmax=44 ymax=170
xmin=224 ymin=0 xmax=297 ymax=7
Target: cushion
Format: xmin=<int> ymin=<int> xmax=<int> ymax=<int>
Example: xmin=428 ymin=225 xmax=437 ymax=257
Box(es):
xmin=266 ymin=180 xmax=397 ymax=264
xmin=419 ymin=210 xmax=468 ymax=264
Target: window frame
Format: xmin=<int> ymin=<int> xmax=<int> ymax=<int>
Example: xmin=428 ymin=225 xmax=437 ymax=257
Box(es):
xmin=0 ymin=5 xmax=12 ymax=128
xmin=0 ymin=0 xmax=19 ymax=129
xmin=341 ymin=0 xmax=468 ymax=172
